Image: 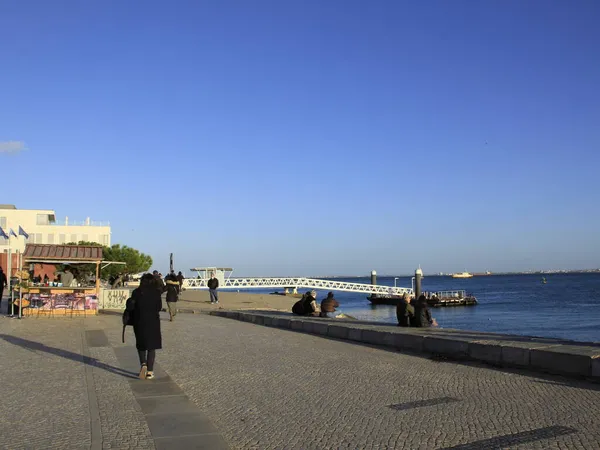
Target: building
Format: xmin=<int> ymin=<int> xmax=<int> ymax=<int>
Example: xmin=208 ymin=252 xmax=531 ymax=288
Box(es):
xmin=0 ymin=204 xmax=111 ymax=276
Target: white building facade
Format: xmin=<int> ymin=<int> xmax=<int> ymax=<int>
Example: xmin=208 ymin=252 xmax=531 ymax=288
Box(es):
xmin=0 ymin=204 xmax=111 ymax=253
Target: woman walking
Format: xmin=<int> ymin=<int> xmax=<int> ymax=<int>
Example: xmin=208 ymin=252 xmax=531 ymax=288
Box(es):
xmin=133 ymin=273 xmax=163 ymax=379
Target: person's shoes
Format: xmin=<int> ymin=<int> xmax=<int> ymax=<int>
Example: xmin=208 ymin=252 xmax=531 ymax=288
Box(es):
xmin=138 ymin=364 xmax=148 ymax=380
xmin=146 ymin=372 xmax=155 ymax=380
xmin=169 ymin=312 xmax=173 ymax=322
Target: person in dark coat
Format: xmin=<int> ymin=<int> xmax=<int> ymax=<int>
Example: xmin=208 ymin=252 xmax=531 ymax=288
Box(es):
xmin=412 ymin=294 xmax=437 ymax=327
xmin=152 ymin=270 xmax=166 ymax=293
xmin=320 ymin=292 xmax=340 ymax=318
xmin=133 ymin=273 xmax=163 ymax=380
xmin=396 ymin=293 xmax=414 ymax=327
xmin=176 ymin=271 xmax=184 ymax=291
xmin=292 ymin=291 xmax=318 ymax=316
xmin=0 ymin=267 xmax=7 ymax=309
xmin=165 ymin=271 xmax=179 ymax=321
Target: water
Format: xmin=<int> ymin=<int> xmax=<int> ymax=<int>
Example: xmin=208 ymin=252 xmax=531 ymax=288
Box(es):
xmin=236 ymin=273 xmax=600 ymax=343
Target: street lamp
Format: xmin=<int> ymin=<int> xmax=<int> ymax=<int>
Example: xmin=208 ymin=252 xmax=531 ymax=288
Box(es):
xmin=394 ymin=277 xmax=399 ymax=287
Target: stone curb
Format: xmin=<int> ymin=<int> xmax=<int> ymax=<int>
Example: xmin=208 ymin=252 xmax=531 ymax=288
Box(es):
xmin=209 ymin=310 xmax=600 ymax=382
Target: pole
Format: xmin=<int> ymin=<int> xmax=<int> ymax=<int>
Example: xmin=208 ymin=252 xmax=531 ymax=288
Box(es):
xmin=394 ymin=277 xmax=398 ymax=288
xmin=9 ymin=234 xmax=13 ymax=316
xmin=18 ymin=250 xmax=22 ymax=319
xmin=169 ymin=253 xmax=173 ymax=273
xmin=370 ymin=270 xmax=377 ymax=286
xmin=415 ymin=266 xmax=423 ymax=300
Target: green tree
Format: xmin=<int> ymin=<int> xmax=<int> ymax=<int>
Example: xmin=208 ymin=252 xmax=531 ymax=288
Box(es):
xmin=60 ymin=241 xmax=153 ymax=280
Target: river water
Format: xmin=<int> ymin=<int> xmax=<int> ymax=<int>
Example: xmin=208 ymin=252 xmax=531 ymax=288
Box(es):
xmin=235 ymin=273 xmax=600 ymax=343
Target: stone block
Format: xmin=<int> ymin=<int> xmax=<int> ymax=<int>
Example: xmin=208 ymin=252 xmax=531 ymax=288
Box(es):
xmin=347 ymin=327 xmax=363 ymax=342
xmin=274 ymin=317 xmax=292 ymax=329
xmin=469 ymin=341 xmax=502 ymax=365
xmin=328 ymin=324 xmax=350 ymax=340
xmin=291 ymin=320 xmax=304 ymax=331
xmin=251 ymin=315 xmax=264 ymax=325
xmin=302 ymin=321 xmax=315 ymax=333
xmin=390 ymin=332 xmax=424 ymax=352
xmin=262 ymin=316 xmax=273 ymax=327
xmin=226 ymin=311 xmax=239 ymax=320
xmin=530 ymin=346 xmax=599 ymax=377
xmin=362 ymin=329 xmax=393 ymax=347
xmin=311 ymin=322 xmax=329 ymax=336
xmin=423 ymin=336 xmax=469 ymax=358
xmin=592 ymin=357 xmax=600 ymax=378
xmin=500 ymin=344 xmax=532 ymax=367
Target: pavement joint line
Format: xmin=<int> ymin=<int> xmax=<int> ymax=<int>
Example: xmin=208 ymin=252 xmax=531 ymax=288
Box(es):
xmin=81 ymin=329 xmax=103 ymax=450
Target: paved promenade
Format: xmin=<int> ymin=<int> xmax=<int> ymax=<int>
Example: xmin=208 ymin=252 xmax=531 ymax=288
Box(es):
xmin=0 ymin=308 xmax=599 ymax=449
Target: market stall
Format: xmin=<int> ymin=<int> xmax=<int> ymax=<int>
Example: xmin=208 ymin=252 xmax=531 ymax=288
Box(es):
xmin=18 ymin=244 xmax=104 ymax=317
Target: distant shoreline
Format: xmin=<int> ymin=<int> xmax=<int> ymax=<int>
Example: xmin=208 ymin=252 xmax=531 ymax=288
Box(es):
xmin=315 ymin=270 xmax=600 ymax=278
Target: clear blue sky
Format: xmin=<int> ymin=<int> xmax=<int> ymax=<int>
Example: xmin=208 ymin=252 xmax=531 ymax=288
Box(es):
xmin=1 ymin=1 xmax=599 ymax=276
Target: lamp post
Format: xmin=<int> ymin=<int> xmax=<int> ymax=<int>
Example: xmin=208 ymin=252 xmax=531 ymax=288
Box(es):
xmin=394 ymin=277 xmax=399 ymax=288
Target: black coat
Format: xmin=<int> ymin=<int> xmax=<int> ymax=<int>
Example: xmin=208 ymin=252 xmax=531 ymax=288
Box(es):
xmin=132 ymin=286 xmax=162 ymax=351
xmin=412 ymin=298 xmax=432 ymax=327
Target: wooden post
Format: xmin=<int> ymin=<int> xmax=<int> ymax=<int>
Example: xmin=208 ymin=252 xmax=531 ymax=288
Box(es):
xmin=95 ymin=262 xmax=100 ymax=295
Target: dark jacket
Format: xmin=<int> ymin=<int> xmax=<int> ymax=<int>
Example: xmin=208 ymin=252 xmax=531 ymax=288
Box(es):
xmin=132 ymin=285 xmax=163 ymax=351
xmin=207 ymin=277 xmax=219 ymax=290
xmin=292 ymin=294 xmax=317 ymax=316
xmin=396 ymin=301 xmax=415 ymax=327
xmin=153 ymin=274 xmax=166 ymax=293
xmin=320 ymin=295 xmax=339 ymax=313
xmin=412 ymin=296 xmax=433 ymax=327
xmin=176 ymin=273 xmax=184 ymax=286
xmin=165 ymin=274 xmax=179 ymax=303
xmin=0 ymin=270 xmax=6 ymax=289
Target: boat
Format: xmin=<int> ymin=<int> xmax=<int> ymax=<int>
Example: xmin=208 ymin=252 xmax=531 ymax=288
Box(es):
xmin=542 ymin=277 xmax=547 ymax=284
xmin=367 ymin=290 xmax=477 ymax=307
xmin=451 ymin=271 xmax=473 ymax=278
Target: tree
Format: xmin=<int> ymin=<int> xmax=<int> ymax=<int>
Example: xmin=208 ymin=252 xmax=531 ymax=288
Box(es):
xmin=60 ymin=241 xmax=153 ymax=280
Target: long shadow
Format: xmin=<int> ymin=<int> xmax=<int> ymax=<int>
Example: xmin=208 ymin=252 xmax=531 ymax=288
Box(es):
xmin=0 ymin=334 xmax=138 ymax=379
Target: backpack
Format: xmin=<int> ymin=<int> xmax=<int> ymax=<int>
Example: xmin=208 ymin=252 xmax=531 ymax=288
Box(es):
xmin=121 ymin=296 xmax=136 ymax=343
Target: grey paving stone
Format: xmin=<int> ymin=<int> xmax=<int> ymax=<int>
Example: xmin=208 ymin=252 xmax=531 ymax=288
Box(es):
xmin=153 ymin=434 xmax=229 ymax=450
xmin=137 ymin=395 xmax=199 ymax=415
xmin=85 ymin=329 xmax=109 ymax=347
xmin=145 ymin=412 xmax=217 ymax=438
xmin=130 ymin=381 xmax=184 ymax=397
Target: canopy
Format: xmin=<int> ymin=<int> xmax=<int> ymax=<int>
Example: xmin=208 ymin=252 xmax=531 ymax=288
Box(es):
xmin=23 ymin=244 xmax=103 ymax=264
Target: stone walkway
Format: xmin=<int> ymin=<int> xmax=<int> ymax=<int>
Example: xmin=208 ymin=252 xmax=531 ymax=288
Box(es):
xmin=0 ymin=307 xmax=599 ymax=449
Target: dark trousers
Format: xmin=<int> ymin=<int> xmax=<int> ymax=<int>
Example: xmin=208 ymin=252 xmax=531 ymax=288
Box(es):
xmin=138 ymin=349 xmax=156 ymax=371
xmin=209 ymin=289 xmax=218 ymax=303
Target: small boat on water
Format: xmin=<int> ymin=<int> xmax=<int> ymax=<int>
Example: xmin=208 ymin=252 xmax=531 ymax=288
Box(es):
xmin=452 ymin=271 xmax=473 ymax=278
xmin=542 ymin=277 xmax=547 ymax=284
xmin=368 ymin=290 xmax=477 ymax=307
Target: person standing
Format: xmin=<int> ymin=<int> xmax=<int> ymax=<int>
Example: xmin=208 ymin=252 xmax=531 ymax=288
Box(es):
xmin=176 ymin=271 xmax=184 ymax=292
xmin=0 ymin=267 xmax=7 ymax=309
xmin=152 ymin=270 xmax=166 ymax=293
xmin=165 ymin=271 xmax=179 ymax=321
xmin=133 ymin=273 xmax=163 ymax=380
xmin=207 ymin=272 xmax=219 ymax=304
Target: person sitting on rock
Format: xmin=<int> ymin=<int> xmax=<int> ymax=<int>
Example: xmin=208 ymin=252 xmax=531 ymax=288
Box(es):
xmin=412 ymin=294 xmax=438 ymax=327
xmin=292 ymin=290 xmax=319 ymax=316
xmin=319 ymin=292 xmax=340 ymax=318
xmin=396 ymin=293 xmax=414 ymax=327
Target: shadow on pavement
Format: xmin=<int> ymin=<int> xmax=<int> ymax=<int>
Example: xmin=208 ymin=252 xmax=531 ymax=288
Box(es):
xmin=0 ymin=334 xmax=138 ymax=379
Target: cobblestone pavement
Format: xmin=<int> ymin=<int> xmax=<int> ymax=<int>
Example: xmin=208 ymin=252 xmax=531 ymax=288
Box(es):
xmin=1 ymin=311 xmax=600 ymax=449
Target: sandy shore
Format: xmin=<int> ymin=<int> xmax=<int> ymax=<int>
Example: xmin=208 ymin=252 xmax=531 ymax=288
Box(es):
xmin=177 ymin=289 xmax=297 ymax=312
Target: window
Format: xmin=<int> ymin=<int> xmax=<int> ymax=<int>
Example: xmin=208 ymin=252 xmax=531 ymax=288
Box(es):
xmin=82 ymin=234 xmax=88 ymax=242
xmin=102 ymin=234 xmax=110 ymax=246
xmin=36 ymin=214 xmax=49 ymax=225
xmin=47 ymin=234 xmax=54 ymax=244
xmin=35 ymin=233 xmax=43 ymax=244
xmin=70 ymin=234 xmax=77 ymax=243
xmin=0 ymin=217 xmax=6 ymax=228
xmin=59 ymin=234 xmax=66 ymax=244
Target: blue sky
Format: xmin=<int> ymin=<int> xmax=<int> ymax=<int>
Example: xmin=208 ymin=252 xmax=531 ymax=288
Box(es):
xmin=1 ymin=0 xmax=599 ymax=276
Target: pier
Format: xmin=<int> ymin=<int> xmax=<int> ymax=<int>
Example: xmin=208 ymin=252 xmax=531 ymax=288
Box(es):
xmin=183 ymin=267 xmax=414 ymax=296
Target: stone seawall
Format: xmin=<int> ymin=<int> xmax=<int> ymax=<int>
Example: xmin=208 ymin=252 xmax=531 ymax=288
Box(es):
xmin=209 ymin=310 xmax=600 ymax=382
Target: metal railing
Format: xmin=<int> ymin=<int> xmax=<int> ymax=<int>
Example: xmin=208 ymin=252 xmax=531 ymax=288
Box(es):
xmin=49 ymin=220 xmax=110 ymax=227
xmin=182 ymin=277 xmax=413 ymax=296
